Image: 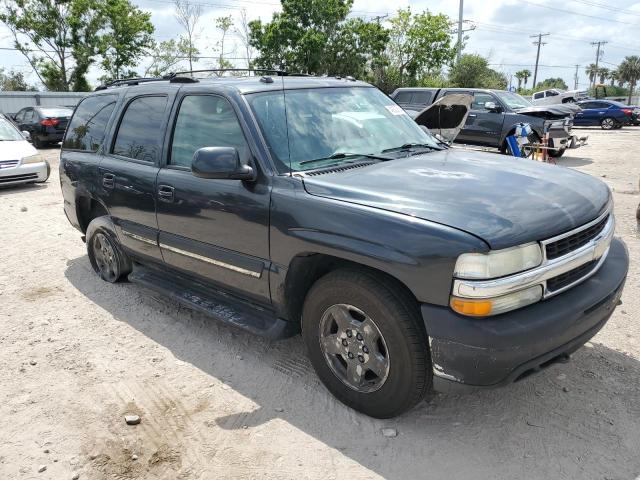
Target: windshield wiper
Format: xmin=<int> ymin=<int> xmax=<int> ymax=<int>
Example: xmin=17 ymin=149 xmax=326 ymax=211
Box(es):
xmin=381 ymin=143 xmax=441 ymax=154
xmin=299 ymin=152 xmax=391 ymax=166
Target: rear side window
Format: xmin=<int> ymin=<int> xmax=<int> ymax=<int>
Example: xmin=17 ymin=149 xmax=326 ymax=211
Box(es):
xmin=112 ymin=96 xmax=167 ymax=162
xmin=170 ymin=95 xmax=249 ymax=168
xmin=411 ymin=91 xmax=432 ymax=105
xmin=40 ymin=107 xmax=74 ymax=118
xmin=63 ymin=95 xmax=117 ymax=152
xmin=393 ymin=92 xmax=412 ymax=104
xmin=534 ymin=92 xmax=544 ymax=99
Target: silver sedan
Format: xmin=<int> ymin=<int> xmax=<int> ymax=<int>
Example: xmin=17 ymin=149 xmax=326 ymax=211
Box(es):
xmin=0 ymin=114 xmax=50 ymax=187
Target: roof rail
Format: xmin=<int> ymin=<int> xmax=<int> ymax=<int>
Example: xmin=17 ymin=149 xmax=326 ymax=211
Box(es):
xmin=94 ymin=76 xmax=170 ymax=91
xmin=169 ymin=68 xmax=289 ymax=77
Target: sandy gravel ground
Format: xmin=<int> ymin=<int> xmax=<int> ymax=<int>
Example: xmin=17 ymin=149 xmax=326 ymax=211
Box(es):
xmin=0 ymin=128 xmax=639 ymax=480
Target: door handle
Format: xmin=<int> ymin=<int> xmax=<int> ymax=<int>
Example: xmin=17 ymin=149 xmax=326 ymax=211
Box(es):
xmin=102 ymin=172 xmax=115 ymax=189
xmin=468 ymin=114 xmax=477 ymax=118
xmin=158 ymin=185 xmax=175 ymax=203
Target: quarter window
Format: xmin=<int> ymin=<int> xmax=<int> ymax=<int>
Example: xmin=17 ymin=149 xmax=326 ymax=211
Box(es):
xmin=112 ymin=96 xmax=167 ymax=162
xmin=63 ymin=95 xmax=118 ymax=152
xmin=170 ymin=95 xmax=249 ymax=168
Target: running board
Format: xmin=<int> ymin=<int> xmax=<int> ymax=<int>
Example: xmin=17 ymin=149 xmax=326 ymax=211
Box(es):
xmin=128 ymin=265 xmax=298 ymax=340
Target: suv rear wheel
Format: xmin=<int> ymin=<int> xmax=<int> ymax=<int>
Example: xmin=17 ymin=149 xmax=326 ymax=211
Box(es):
xmin=302 ymin=268 xmax=430 ymax=418
xmin=86 ymin=218 xmax=131 ymax=283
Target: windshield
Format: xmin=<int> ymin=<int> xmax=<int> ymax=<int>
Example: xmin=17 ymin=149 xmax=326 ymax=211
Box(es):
xmin=39 ymin=107 xmax=73 ymax=117
xmin=247 ymin=87 xmax=440 ymax=173
xmin=0 ymin=116 xmax=24 ymax=141
xmin=493 ymin=91 xmax=532 ymax=110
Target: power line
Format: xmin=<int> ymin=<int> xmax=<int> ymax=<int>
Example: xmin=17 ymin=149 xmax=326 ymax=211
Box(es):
xmin=519 ymin=0 xmax=640 ymax=26
xmin=566 ymin=0 xmax=640 ymax=17
xmin=590 ymin=40 xmax=608 ymax=87
xmin=530 ymin=33 xmax=550 ymax=88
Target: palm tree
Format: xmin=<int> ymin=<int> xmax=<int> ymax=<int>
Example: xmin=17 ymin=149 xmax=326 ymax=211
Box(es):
xmin=522 ymin=69 xmax=532 ymax=89
xmin=619 ymin=55 xmax=640 ymax=104
xmin=514 ymin=70 xmax=525 ymax=90
xmin=585 ymin=63 xmax=598 ymax=87
xmin=608 ymin=68 xmax=619 ymax=87
xmin=597 ymin=68 xmax=609 ymax=85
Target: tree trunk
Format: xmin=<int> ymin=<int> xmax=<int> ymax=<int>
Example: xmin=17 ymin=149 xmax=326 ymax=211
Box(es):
xmin=628 ymin=80 xmax=635 ymax=105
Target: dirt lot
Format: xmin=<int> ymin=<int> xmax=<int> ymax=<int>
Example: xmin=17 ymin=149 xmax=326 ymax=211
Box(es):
xmin=1 ymin=128 xmax=639 ymax=480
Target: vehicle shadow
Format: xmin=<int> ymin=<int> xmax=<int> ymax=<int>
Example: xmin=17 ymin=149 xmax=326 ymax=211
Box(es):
xmin=556 ymin=155 xmax=594 ymax=167
xmin=64 ymin=256 xmax=640 ymax=479
xmin=0 ymin=182 xmax=49 ymax=196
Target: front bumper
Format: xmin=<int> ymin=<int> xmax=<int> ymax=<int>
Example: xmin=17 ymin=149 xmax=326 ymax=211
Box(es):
xmin=423 ymin=237 xmax=628 ymax=391
xmin=0 ymin=161 xmax=50 ymax=186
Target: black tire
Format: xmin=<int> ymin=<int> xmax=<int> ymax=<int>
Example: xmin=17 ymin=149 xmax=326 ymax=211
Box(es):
xmin=302 ymin=268 xmax=430 ymax=418
xmin=562 ymin=97 xmax=575 ymax=103
xmin=86 ymin=218 xmax=131 ymax=283
xmin=548 ymin=147 xmax=566 ymax=158
xmin=600 ymin=117 xmax=616 ymax=130
xmin=613 ymin=124 xmax=623 ymax=130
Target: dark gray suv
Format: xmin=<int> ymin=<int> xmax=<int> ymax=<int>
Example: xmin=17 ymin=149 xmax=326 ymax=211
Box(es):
xmin=60 ymin=73 xmax=628 ymax=418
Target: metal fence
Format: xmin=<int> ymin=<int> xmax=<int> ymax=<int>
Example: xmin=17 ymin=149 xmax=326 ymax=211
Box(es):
xmin=0 ymin=91 xmax=88 ymax=116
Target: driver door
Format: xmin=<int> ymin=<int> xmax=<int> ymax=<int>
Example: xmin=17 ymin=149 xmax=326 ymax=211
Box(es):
xmin=461 ymin=92 xmax=505 ymax=147
xmin=155 ymin=92 xmax=271 ymax=303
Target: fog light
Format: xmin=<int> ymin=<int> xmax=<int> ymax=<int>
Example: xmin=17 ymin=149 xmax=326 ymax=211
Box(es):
xmin=451 ymin=285 xmax=543 ymax=317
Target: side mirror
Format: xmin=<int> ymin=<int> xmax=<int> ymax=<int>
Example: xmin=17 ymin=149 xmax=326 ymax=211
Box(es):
xmin=484 ymin=101 xmax=501 ymax=112
xmin=191 ymin=147 xmax=256 ymax=181
xmin=21 ymin=130 xmax=31 ymax=141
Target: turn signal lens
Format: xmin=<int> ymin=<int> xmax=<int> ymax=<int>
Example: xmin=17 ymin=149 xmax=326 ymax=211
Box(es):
xmin=450 ymin=285 xmax=543 ymax=317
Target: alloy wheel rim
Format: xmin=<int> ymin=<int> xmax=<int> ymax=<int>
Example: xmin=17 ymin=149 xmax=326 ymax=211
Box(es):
xmin=92 ymin=233 xmax=117 ymax=282
xmin=603 ymin=118 xmax=614 ymax=129
xmin=318 ymin=304 xmax=390 ymax=393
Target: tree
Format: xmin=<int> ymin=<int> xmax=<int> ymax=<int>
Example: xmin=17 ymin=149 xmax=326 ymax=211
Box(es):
xmin=514 ymin=70 xmax=526 ymax=90
xmin=174 ymin=0 xmax=202 ymax=72
xmin=144 ymin=38 xmax=193 ymax=77
xmin=0 ymin=0 xmax=104 ymax=91
xmin=619 ymin=55 xmax=640 ymax=104
xmin=0 ymin=68 xmax=36 ymax=90
xmin=385 ymin=8 xmax=455 ymax=84
xmin=536 ymin=77 xmax=568 ymax=90
xmin=521 ymin=69 xmax=531 ymax=88
xmin=215 ymin=15 xmax=235 ymax=71
xmin=608 ymin=68 xmax=620 ymax=87
xmin=236 ymin=9 xmax=255 ymax=68
xmin=449 ymin=54 xmax=506 ymax=89
xmin=597 ymin=67 xmax=609 ymax=85
xmin=99 ymin=0 xmax=154 ymax=82
xmin=585 ymin=63 xmax=598 ymax=86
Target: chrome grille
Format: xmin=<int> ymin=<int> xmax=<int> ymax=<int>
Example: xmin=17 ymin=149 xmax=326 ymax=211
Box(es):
xmin=0 ymin=160 xmax=19 ymax=169
xmin=545 ymin=214 xmax=609 ymax=260
xmin=547 ymin=260 xmax=598 ymax=292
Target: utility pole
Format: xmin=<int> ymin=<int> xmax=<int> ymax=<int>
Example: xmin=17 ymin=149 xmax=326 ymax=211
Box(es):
xmin=574 ymin=64 xmax=579 ymax=90
xmin=457 ymin=0 xmax=464 ymax=63
xmin=371 ymin=14 xmax=388 ymax=24
xmin=530 ymin=33 xmax=550 ymax=90
xmin=590 ymin=41 xmax=608 ymax=88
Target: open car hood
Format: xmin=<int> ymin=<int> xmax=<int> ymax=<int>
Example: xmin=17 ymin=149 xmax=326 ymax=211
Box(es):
xmin=516 ymin=104 xmax=580 ymax=118
xmin=411 ymin=93 xmax=473 ymax=143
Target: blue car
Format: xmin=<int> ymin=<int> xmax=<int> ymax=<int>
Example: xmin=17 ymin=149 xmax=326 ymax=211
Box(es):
xmin=574 ymin=100 xmax=634 ymax=130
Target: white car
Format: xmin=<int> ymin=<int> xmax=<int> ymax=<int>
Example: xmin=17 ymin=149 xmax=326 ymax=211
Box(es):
xmin=0 ymin=114 xmax=50 ymax=186
xmin=531 ymin=88 xmax=588 ymax=105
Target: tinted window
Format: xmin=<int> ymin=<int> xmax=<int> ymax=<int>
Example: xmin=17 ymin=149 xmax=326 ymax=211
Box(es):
xmin=411 ymin=91 xmax=432 ymax=106
xmin=546 ymin=90 xmax=559 ymax=97
xmin=14 ymin=110 xmax=25 ymax=122
xmin=23 ymin=110 xmax=34 ymax=122
xmin=170 ymin=95 xmax=249 ymax=168
xmin=534 ymin=92 xmax=544 ymax=99
xmin=112 ymin=96 xmax=167 ymax=162
xmin=63 ymin=95 xmax=118 ymax=152
xmin=472 ymin=92 xmax=494 ymax=110
xmin=393 ymin=92 xmax=412 ymax=104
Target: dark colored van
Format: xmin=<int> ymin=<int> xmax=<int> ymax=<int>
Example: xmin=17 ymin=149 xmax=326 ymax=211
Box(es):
xmin=59 ymin=73 xmax=628 ymax=418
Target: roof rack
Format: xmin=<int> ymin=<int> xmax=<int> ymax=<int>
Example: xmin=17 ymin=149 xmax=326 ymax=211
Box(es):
xmin=168 ymin=68 xmax=290 ymax=77
xmin=94 ymin=76 xmax=171 ymax=91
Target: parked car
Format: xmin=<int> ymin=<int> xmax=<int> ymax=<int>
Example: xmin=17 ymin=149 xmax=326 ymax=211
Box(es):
xmin=531 ymin=88 xmax=588 ymax=105
xmin=60 ymin=74 xmax=628 ymax=418
xmin=0 ymin=113 xmax=50 ymax=186
xmin=13 ymin=106 xmax=74 ymax=148
xmin=391 ymin=87 xmax=580 ymax=157
xmin=574 ymin=99 xmax=635 ymax=129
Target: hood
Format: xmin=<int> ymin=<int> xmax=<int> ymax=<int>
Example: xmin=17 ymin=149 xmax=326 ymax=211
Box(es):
xmin=411 ymin=93 xmax=472 ymax=144
xmin=302 ymin=149 xmax=610 ymax=249
xmin=0 ymin=140 xmax=37 ymax=162
xmin=516 ymin=104 xmax=579 ymax=118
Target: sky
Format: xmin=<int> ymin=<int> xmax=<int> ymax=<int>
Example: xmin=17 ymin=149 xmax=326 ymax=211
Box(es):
xmin=0 ymin=0 xmax=639 ymax=91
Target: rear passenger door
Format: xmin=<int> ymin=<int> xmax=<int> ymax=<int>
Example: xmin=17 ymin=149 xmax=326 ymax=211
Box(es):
xmin=98 ymin=89 xmax=176 ymax=261
xmin=155 ymin=92 xmax=271 ymax=304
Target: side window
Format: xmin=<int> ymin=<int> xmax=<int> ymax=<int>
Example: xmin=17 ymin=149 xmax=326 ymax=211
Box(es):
xmin=393 ymin=91 xmax=412 ymax=104
xmin=62 ymin=95 xmax=118 ymax=152
xmin=170 ymin=95 xmax=249 ymax=168
xmin=534 ymin=92 xmax=544 ymax=99
xmin=472 ymin=93 xmax=494 ymax=110
xmin=14 ymin=110 xmax=25 ymax=122
xmin=23 ymin=110 xmax=34 ymax=122
xmin=112 ymin=96 xmax=167 ymax=162
xmin=546 ymin=90 xmax=559 ymax=97
xmin=411 ymin=91 xmax=431 ymax=106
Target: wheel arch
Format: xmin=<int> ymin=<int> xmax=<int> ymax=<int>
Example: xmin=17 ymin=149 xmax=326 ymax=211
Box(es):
xmin=76 ymin=196 xmax=110 ymax=233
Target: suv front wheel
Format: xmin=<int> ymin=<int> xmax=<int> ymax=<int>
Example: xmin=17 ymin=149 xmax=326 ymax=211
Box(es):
xmin=302 ymin=268 xmax=431 ymax=418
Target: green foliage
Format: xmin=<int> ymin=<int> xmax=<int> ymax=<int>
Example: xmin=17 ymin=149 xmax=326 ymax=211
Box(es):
xmin=448 ymin=54 xmax=507 ymax=89
xmin=99 ymin=0 xmax=154 ymax=82
xmin=145 ymin=38 xmax=193 ymax=77
xmin=585 ymin=63 xmax=598 ymax=85
xmin=618 ymin=55 xmax=640 ymax=103
xmin=1 ymin=0 xmax=154 ymax=91
xmin=0 ymin=68 xmax=36 ymax=90
xmin=535 ymin=77 xmax=568 ymax=90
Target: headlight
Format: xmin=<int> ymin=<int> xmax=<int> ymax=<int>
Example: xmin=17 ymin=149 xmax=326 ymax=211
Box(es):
xmin=454 ymin=243 xmax=542 ymax=279
xmin=21 ymin=153 xmax=46 ymax=165
xmin=450 ymin=285 xmax=543 ymax=317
